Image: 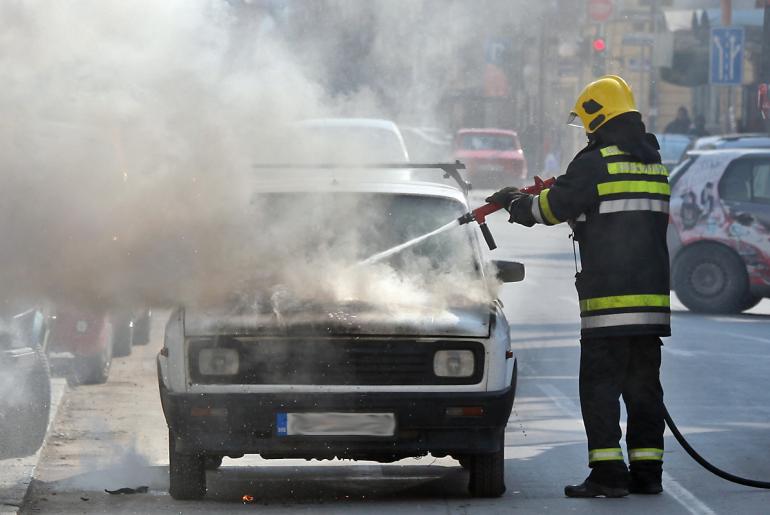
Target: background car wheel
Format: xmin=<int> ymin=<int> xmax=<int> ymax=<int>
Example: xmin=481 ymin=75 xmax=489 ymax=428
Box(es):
xmin=0 ymin=349 xmax=51 ymax=458
xmin=112 ymin=318 xmax=133 ymax=357
xmin=169 ymin=430 xmax=206 ymax=500
xmin=674 ymin=245 xmax=750 ymax=314
xmin=204 ymin=455 xmax=223 ymax=470
xmin=467 ymin=448 xmax=505 ymax=498
xmin=70 ymin=332 xmax=113 ymax=385
xmin=131 ymin=310 xmax=152 ymax=346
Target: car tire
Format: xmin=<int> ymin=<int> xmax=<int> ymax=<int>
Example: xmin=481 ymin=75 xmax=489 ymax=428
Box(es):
xmin=468 ymin=448 xmax=505 ymax=498
xmin=132 ymin=311 xmax=152 ymax=346
xmin=169 ymin=430 xmax=206 ymax=500
xmin=204 ymin=455 xmax=223 ymax=470
xmin=112 ymin=321 xmax=133 ymax=357
xmin=673 ymin=244 xmax=750 ymax=314
xmin=0 ymin=349 xmax=51 ymax=458
xmin=71 ymin=332 xmax=113 ymax=385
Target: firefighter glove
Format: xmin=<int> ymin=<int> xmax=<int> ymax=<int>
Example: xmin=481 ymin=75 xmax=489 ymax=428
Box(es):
xmin=486 ymin=186 xmax=520 ymax=208
xmin=486 ymin=188 xmax=536 ymax=227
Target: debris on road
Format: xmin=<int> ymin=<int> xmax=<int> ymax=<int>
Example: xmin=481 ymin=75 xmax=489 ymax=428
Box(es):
xmin=104 ymin=486 xmax=148 ymax=495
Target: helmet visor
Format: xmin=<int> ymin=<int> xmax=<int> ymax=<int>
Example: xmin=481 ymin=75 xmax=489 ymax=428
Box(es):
xmin=566 ymin=112 xmax=584 ymax=129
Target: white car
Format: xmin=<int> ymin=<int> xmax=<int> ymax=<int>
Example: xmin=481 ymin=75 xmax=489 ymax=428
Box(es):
xmin=291 ymin=118 xmax=410 ymax=163
xmin=158 ymin=165 xmax=521 ymax=500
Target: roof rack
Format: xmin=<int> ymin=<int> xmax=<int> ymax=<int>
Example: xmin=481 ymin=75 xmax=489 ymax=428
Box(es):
xmin=252 ymin=161 xmax=470 ymax=195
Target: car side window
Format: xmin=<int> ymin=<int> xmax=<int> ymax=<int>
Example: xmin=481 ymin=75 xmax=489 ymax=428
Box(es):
xmin=719 ymin=159 xmax=753 ymax=202
xmin=752 ymin=161 xmax=770 ymax=205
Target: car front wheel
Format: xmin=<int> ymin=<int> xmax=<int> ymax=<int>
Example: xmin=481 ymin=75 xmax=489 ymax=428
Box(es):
xmin=467 ymin=448 xmax=506 ymax=498
xmin=674 ymin=245 xmax=750 ymax=314
xmin=168 ymin=430 xmax=206 ymax=500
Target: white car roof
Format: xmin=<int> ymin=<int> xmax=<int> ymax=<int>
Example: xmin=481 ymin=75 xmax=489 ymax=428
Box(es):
xmin=692 ymin=148 xmax=770 ymax=158
xmin=248 ymin=173 xmax=468 ymax=206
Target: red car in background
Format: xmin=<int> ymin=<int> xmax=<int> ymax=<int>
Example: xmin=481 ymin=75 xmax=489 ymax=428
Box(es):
xmin=48 ymin=308 xmax=114 ymax=385
xmin=453 ymin=128 xmax=528 ymax=188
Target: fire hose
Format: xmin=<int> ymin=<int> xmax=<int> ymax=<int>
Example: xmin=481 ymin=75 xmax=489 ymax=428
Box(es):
xmin=462 ymin=176 xmax=770 ymax=489
xmin=664 ymin=406 xmax=770 ymax=489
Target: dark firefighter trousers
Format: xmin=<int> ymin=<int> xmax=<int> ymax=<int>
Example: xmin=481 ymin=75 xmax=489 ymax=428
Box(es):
xmin=579 ymin=335 xmax=664 ymax=485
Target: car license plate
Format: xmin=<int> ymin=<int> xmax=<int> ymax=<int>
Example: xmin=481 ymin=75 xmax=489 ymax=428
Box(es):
xmin=276 ymin=412 xmax=395 ymax=437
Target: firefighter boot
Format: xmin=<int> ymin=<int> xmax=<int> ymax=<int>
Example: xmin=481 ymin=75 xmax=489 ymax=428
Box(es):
xmin=564 ymin=462 xmax=630 ymax=498
xmin=630 ymin=461 xmax=663 ymax=494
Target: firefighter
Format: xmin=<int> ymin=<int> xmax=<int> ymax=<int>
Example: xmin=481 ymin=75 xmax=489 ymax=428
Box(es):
xmin=488 ymin=75 xmax=668 ymax=498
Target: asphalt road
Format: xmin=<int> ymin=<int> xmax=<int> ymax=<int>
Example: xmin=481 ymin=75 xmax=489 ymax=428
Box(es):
xmin=21 ymin=212 xmax=770 ymax=514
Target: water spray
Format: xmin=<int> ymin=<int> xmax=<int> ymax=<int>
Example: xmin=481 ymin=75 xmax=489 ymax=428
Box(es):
xmin=359 ymin=175 xmax=555 ymax=265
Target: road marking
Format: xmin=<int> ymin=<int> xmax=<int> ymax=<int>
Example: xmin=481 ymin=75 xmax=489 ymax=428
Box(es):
xmin=536 ymin=382 xmax=715 ymax=515
xmin=663 ymin=347 xmax=696 ymax=358
xmin=537 ymin=383 xmax=583 ymax=420
xmin=661 ymin=472 xmax=717 ymax=515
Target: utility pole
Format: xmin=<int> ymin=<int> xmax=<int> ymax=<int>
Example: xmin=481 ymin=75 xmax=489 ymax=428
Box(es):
xmin=762 ymin=0 xmax=770 ymax=132
xmin=721 ymin=0 xmax=734 ymax=132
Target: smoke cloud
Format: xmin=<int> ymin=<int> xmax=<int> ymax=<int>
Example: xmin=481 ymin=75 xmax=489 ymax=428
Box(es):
xmin=0 ymin=0 xmax=497 ymax=312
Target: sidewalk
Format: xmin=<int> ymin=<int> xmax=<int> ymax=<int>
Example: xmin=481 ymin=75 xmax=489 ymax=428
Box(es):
xmin=0 ymin=379 xmax=67 ymax=514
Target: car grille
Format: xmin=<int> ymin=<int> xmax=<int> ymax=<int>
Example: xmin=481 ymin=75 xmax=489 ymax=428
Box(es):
xmin=188 ymin=339 xmax=485 ymax=386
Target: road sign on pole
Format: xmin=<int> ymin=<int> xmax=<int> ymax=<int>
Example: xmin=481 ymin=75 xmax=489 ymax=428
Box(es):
xmin=710 ymin=27 xmax=744 ymax=85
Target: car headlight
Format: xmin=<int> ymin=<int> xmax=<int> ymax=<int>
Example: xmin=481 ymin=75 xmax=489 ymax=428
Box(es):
xmin=433 ymin=350 xmax=474 ymax=377
xmin=198 ymin=348 xmax=239 ymax=375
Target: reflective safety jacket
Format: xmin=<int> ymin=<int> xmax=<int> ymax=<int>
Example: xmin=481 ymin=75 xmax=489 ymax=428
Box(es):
xmin=529 ymin=143 xmax=671 ymax=338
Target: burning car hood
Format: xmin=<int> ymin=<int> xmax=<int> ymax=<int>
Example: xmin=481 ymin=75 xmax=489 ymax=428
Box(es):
xmin=183 ymin=303 xmax=491 ymax=338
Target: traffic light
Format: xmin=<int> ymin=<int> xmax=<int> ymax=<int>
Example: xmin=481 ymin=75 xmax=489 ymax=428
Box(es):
xmin=591 ymin=37 xmax=607 ymax=76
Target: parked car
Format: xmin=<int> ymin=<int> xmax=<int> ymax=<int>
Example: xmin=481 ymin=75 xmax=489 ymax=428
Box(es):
xmin=0 ymin=308 xmax=51 ymax=458
xmin=48 ymin=307 xmax=114 ymax=385
xmin=292 ymin=118 xmax=410 ymax=164
xmin=691 ymin=133 xmax=770 ymax=151
xmin=400 ymin=126 xmax=452 ymax=162
xmin=158 ymin=166 xmax=521 ymax=500
xmin=668 ymin=149 xmax=770 ymax=313
xmin=453 ymin=128 xmax=527 ymax=188
xmin=111 ymin=308 xmax=153 ymax=357
xmin=654 ymin=133 xmax=692 ymax=171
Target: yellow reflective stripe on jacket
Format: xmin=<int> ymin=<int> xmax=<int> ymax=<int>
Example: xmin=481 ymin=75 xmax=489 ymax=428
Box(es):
xmin=600 ymin=145 xmax=628 ymax=157
xmin=597 ymin=180 xmax=671 ymax=197
xmin=607 ymin=162 xmax=668 ymax=176
xmin=538 ymin=189 xmax=561 ymax=225
xmin=629 ymin=448 xmax=664 ymax=462
xmin=580 ymin=294 xmax=670 ymax=313
xmin=589 ymin=448 xmax=624 ymax=463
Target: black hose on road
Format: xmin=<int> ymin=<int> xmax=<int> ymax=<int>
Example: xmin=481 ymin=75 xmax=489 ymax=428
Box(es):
xmin=664 ymin=404 xmax=770 ymax=489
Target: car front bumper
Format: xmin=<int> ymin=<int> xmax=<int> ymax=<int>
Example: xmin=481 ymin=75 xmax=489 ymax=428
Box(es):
xmin=160 ymin=360 xmax=516 ymax=459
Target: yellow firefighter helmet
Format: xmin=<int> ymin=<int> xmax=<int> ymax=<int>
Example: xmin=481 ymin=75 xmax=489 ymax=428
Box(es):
xmin=567 ymin=75 xmax=638 ymax=133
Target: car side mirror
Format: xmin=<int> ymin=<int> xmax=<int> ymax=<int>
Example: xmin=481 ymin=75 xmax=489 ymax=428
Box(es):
xmin=493 ymin=260 xmax=525 ymax=283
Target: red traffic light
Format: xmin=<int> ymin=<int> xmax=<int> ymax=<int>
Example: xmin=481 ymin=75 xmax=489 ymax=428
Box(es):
xmin=592 ymin=38 xmax=606 ymax=52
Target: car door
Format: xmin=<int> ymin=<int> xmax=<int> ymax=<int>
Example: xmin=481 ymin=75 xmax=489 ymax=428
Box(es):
xmin=718 ymin=155 xmax=770 ymax=284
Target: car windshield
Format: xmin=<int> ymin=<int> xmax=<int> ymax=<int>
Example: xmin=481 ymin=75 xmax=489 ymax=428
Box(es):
xmin=244 ymin=192 xmax=488 ymax=308
xmin=460 ymin=134 xmax=516 ymax=151
xmin=668 ymin=155 xmax=697 ymax=187
xmin=656 ymin=134 xmax=691 ymax=163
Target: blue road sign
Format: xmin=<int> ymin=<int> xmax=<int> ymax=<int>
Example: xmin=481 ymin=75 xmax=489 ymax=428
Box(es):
xmin=710 ymin=27 xmax=744 ymax=86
